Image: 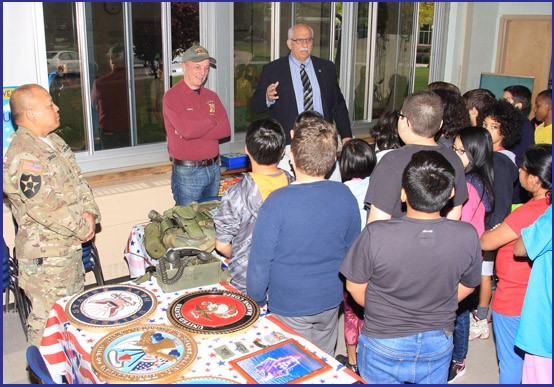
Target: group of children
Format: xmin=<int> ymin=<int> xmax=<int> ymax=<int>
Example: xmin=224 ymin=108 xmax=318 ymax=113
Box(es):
xmin=213 ymin=84 xmax=552 ymax=384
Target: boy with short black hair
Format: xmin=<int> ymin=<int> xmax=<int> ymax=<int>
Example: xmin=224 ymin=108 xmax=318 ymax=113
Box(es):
xmin=215 ymin=118 xmax=293 ymax=292
xmin=247 ymin=117 xmax=360 ymax=357
xmin=503 ymin=85 xmax=535 ymax=167
xmin=533 ymin=89 xmax=552 ymax=144
xmin=463 ymin=88 xmax=496 ymax=127
xmin=340 ymin=150 xmax=482 ymax=384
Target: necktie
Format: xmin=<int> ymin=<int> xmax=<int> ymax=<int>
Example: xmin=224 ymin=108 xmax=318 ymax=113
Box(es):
xmin=300 ymin=64 xmax=313 ymax=111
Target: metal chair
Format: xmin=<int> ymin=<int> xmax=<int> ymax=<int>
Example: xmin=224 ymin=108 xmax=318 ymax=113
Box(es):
xmin=26 ymin=345 xmax=57 ymax=384
xmin=3 ymin=237 xmax=30 ymax=338
xmin=5 ymin=238 xmax=105 ymax=339
xmin=81 ymin=241 xmax=105 ymax=287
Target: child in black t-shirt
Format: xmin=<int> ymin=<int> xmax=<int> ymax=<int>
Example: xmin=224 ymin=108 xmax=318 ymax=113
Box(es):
xmin=340 ymin=150 xmax=482 ymax=384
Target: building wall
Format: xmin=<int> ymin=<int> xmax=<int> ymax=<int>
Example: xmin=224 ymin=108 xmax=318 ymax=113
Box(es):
xmin=2 ymin=2 xmax=47 ymax=89
xmin=443 ymin=2 xmax=552 ymax=92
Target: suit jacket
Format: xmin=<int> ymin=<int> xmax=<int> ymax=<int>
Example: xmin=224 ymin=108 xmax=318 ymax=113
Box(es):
xmin=250 ymin=55 xmax=352 ymax=144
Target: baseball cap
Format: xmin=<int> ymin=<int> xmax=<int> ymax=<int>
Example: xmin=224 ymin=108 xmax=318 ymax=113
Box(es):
xmin=181 ymin=45 xmax=217 ymax=67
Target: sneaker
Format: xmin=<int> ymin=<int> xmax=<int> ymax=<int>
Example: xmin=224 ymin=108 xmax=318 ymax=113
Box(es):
xmin=447 ymin=360 xmax=466 ymax=383
xmin=335 ymin=354 xmax=359 ymax=374
xmin=469 ymin=316 xmax=490 ymax=340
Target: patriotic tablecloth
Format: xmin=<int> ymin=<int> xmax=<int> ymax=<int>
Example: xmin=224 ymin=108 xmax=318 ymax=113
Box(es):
xmin=39 ymin=279 xmax=364 ymax=384
xmin=124 ymin=223 xmax=154 ymax=279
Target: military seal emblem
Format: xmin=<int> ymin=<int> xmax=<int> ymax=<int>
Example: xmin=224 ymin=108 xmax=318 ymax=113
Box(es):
xmin=65 ymin=284 xmax=157 ymax=331
xmin=168 ymin=289 xmax=260 ymax=335
xmin=91 ymin=324 xmax=197 ymax=384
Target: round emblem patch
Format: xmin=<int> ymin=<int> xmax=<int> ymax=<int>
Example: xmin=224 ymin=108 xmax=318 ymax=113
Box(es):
xmin=91 ymin=324 xmax=197 ymax=384
xmin=168 ymin=290 xmax=260 ymax=335
xmin=65 ymin=284 xmax=157 ymax=331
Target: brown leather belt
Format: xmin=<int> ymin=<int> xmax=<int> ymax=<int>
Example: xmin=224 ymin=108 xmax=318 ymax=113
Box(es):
xmin=170 ymin=156 xmax=219 ymax=167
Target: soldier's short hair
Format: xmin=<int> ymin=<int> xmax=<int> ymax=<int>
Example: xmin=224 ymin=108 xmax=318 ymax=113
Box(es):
xmin=9 ymin=84 xmax=40 ymax=124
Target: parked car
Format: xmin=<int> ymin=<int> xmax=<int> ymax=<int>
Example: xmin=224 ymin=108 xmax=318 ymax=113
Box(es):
xmin=243 ymin=35 xmax=266 ymax=43
xmin=47 ymin=50 xmax=81 ymax=74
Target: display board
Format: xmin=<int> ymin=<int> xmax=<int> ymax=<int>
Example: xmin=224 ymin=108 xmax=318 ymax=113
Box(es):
xmin=3 ymin=86 xmax=17 ymax=157
xmin=479 ymin=73 xmax=535 ymax=99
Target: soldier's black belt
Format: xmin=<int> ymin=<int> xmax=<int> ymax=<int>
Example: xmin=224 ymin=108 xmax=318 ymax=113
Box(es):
xmin=170 ymin=156 xmax=218 ymax=167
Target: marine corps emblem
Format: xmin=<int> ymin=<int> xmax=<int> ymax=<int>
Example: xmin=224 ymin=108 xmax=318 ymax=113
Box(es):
xmin=167 ymin=289 xmax=260 ymax=335
xmin=208 ymin=101 xmax=216 ymax=114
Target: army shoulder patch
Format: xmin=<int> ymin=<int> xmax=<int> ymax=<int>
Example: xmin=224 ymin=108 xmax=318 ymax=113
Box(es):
xmin=21 ymin=159 xmax=42 ymax=174
xmin=19 ymin=160 xmax=43 ymax=199
xmin=20 ymin=174 xmax=42 ymax=199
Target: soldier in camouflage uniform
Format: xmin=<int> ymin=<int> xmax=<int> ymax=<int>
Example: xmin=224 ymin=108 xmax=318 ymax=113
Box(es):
xmin=3 ymin=84 xmax=101 ymax=346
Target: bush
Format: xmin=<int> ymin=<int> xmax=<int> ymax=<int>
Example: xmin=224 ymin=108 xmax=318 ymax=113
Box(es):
xmin=421 ymin=54 xmax=430 ymax=64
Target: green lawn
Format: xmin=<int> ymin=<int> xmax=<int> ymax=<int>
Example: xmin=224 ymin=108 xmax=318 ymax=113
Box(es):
xmin=414 ymin=66 xmax=430 ymax=92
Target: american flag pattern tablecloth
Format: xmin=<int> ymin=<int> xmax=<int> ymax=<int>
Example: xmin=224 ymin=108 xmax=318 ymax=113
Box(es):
xmin=124 ymin=223 xmax=154 ymax=279
xmin=40 ymin=279 xmax=364 ymax=384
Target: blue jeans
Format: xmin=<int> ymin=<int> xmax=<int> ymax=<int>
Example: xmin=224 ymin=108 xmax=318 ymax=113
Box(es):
xmin=452 ymin=309 xmax=470 ymax=362
xmin=358 ymin=330 xmax=453 ymax=384
xmin=492 ymin=310 xmax=524 ymax=384
xmin=171 ymin=163 xmax=220 ymax=206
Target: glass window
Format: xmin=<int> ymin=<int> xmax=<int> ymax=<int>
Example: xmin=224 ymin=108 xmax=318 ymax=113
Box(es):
xmin=280 ymin=2 xmax=333 ymax=61
xmin=86 ymin=2 xmax=131 ymax=150
xmin=354 ymin=3 xmax=370 ymax=121
xmin=43 ymin=3 xmax=86 ymax=152
xmin=43 ymin=2 xmax=200 ymax=159
xmin=233 ymin=2 xmax=339 ymax=134
xmin=371 ymin=2 xmax=415 ymax=120
xmin=233 ymin=2 xmax=271 ymax=133
xmin=170 ymin=2 xmax=200 ymax=87
xmin=131 ymin=2 xmax=165 ymax=145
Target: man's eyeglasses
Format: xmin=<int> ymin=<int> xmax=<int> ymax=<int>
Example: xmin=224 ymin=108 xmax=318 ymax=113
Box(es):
xmin=290 ymin=38 xmax=314 ymax=45
xmin=451 ymin=145 xmax=466 ymax=155
xmin=396 ymin=111 xmax=408 ymax=120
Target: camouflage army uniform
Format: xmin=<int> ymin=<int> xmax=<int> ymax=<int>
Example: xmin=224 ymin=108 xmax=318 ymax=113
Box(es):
xmin=3 ymin=126 xmax=101 ymax=346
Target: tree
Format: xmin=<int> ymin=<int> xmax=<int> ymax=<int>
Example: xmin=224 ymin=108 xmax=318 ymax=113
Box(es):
xmin=419 ymin=3 xmax=434 ymax=28
xmin=171 ymin=2 xmax=200 ymax=57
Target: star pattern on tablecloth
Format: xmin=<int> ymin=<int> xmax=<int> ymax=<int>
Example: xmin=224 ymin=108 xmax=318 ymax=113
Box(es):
xmin=46 ymin=280 xmax=362 ymax=385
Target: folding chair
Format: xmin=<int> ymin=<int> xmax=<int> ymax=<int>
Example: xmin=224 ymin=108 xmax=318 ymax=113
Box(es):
xmin=3 ymin=237 xmax=30 ymax=338
xmin=81 ymin=241 xmax=105 ymax=287
xmin=26 ymin=345 xmax=57 ymax=384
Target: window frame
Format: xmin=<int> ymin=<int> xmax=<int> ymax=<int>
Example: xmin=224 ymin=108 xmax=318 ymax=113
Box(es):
xmin=35 ymin=1 xmax=426 ymax=173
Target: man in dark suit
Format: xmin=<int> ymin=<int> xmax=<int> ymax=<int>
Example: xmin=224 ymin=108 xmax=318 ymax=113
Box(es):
xmin=250 ymin=24 xmax=352 ymax=146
